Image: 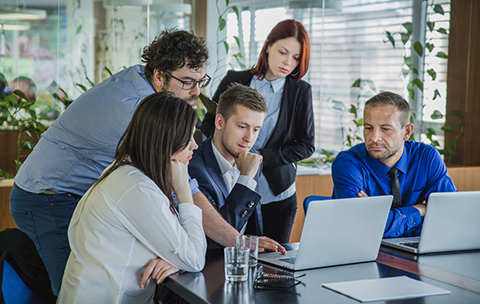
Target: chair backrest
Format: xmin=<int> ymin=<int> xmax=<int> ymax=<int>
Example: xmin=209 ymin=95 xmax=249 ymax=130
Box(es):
xmin=0 ymin=252 xmax=48 ymax=304
xmin=0 ymin=229 xmax=55 ymax=303
xmin=303 ymin=195 xmax=331 ymax=214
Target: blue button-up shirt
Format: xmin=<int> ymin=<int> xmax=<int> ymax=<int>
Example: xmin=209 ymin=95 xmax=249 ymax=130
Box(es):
xmin=250 ymin=76 xmax=296 ymax=204
xmin=15 ymin=65 xmax=199 ymax=197
xmin=332 ymin=141 xmax=457 ymax=237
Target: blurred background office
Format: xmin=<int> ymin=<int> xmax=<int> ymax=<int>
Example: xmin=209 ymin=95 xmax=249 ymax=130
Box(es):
xmin=0 ymin=0 xmax=478 ymax=170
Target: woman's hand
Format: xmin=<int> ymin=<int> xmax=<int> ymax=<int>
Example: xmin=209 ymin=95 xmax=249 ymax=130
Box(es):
xmin=141 ymin=258 xmax=179 ymax=288
xmin=171 ymin=160 xmax=193 ymax=204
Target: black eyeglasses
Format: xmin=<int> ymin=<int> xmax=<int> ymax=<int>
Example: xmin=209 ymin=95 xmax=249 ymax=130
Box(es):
xmin=165 ymin=72 xmax=211 ymax=90
xmin=253 ymin=266 xmax=305 ymax=290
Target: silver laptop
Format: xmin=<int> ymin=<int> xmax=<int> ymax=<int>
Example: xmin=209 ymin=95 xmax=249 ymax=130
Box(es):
xmin=258 ymin=195 xmax=392 ymax=271
xmin=382 ymin=191 xmax=480 ymax=254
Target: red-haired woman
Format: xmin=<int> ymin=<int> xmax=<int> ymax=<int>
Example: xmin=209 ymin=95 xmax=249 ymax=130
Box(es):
xmin=202 ymin=19 xmax=315 ymax=243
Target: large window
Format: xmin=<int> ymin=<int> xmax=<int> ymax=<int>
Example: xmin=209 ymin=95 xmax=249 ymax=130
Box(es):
xmin=1 ymin=0 xmax=192 ymax=110
xmin=213 ymin=0 xmax=450 ymax=154
xmin=1 ymin=0 xmax=193 ymax=176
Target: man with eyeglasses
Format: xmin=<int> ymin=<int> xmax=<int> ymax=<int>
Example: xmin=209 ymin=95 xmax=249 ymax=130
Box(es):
xmin=11 ymin=29 xmax=281 ymax=296
xmin=163 ymin=71 xmax=211 ymax=104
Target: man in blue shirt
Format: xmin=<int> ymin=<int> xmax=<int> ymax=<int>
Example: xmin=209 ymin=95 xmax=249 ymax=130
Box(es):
xmin=332 ymin=91 xmax=457 ymax=238
xmin=10 ymin=29 xmax=282 ymax=296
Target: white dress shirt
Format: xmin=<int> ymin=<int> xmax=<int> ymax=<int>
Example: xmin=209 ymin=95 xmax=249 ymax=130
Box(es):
xmin=57 ymin=165 xmax=206 ymax=304
xmin=211 ymin=141 xmax=257 ymax=233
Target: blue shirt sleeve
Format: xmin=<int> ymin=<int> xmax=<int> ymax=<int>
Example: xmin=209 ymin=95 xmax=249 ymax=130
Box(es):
xmin=188 ymin=177 xmax=200 ymax=196
xmin=331 ymin=154 xmax=364 ymax=198
xmin=383 ymin=206 xmax=423 ymax=238
xmin=331 ymin=143 xmax=455 ymax=238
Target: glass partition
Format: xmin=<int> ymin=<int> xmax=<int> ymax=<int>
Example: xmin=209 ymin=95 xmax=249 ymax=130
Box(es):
xmin=0 ymin=0 xmax=193 ymax=176
xmin=0 ymin=0 xmax=192 ymax=114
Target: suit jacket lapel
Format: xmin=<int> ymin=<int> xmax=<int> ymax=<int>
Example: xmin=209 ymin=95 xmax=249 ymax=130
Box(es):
xmin=203 ymin=138 xmax=230 ymax=198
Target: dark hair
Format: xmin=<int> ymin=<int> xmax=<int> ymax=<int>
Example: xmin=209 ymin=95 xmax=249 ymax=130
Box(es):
xmin=0 ymin=72 xmax=6 ymax=85
xmin=11 ymin=76 xmax=36 ymax=100
xmin=217 ymin=83 xmax=266 ymax=122
xmin=0 ymin=73 xmax=7 ymax=99
xmin=11 ymin=76 xmax=36 ymax=89
xmin=92 ymin=92 xmax=197 ymax=215
xmin=141 ymin=29 xmax=209 ymax=82
xmin=251 ymin=19 xmax=311 ymax=82
xmin=365 ymin=91 xmax=411 ymax=126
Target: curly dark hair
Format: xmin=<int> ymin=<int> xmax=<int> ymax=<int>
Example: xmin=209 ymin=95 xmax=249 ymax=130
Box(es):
xmin=141 ymin=29 xmax=209 ymax=81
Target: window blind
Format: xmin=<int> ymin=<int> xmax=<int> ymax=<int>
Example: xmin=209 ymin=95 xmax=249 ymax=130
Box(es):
xmin=223 ymin=0 xmax=450 ymax=154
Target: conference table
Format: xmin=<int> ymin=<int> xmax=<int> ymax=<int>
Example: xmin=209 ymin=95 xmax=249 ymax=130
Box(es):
xmin=156 ymin=244 xmax=480 ymax=303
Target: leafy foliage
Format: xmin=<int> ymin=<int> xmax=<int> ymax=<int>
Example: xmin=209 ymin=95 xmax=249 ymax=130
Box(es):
xmin=0 ymin=91 xmax=46 ymax=177
xmin=210 ymin=0 xmax=246 ymax=94
xmin=343 ymin=78 xmax=376 ymax=149
xmin=384 ymin=2 xmax=449 ymax=101
xmin=383 ymin=2 xmax=460 ymax=163
xmin=425 ymin=110 xmax=464 ymax=164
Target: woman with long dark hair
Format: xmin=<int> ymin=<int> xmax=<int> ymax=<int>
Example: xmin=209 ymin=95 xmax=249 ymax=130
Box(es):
xmin=57 ymin=92 xmax=205 ymax=303
xmin=203 ymin=19 xmax=315 ymax=243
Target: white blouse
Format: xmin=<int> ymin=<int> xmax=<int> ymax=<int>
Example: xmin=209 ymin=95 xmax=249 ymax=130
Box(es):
xmin=57 ymin=165 xmax=206 ymax=304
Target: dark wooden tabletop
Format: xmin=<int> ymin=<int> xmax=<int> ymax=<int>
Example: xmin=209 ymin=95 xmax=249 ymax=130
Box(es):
xmin=158 ymin=247 xmax=480 ymax=304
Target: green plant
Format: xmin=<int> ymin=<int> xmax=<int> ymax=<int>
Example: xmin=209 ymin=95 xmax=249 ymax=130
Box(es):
xmin=305 ymin=78 xmax=376 ymax=168
xmin=326 ymin=78 xmax=376 ymax=152
xmin=210 ymin=0 xmax=246 ymax=92
xmin=384 ymin=1 xmax=461 ymax=163
xmin=425 ymin=110 xmax=464 ymax=164
xmin=320 ymin=149 xmax=336 ymax=165
xmin=343 ymin=78 xmax=376 ymax=148
xmin=384 ymin=3 xmax=448 ymax=101
xmin=0 ymin=91 xmax=46 ymax=178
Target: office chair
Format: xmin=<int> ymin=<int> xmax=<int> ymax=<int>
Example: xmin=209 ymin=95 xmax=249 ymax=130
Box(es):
xmin=0 ymin=229 xmax=55 ymax=304
xmin=0 ymin=252 xmax=49 ymax=304
xmin=303 ymin=195 xmax=331 ymax=214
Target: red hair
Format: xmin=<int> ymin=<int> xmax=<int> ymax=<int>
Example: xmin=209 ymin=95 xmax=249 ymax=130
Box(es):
xmin=251 ymin=19 xmax=310 ymax=82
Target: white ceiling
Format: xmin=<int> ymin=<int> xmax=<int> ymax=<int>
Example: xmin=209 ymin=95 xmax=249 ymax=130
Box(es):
xmin=1 ymin=0 xmax=83 ymax=8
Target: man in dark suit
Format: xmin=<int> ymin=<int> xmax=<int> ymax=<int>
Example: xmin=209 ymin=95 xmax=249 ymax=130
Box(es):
xmin=189 ymin=84 xmax=284 ymax=251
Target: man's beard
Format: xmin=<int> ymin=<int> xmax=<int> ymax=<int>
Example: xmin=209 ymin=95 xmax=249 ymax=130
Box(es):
xmin=160 ymin=87 xmax=197 ymax=104
xmin=367 ymin=143 xmax=398 ymax=160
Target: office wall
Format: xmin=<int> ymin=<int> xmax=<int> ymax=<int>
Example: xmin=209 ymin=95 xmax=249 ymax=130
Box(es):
xmin=446 ymin=0 xmax=480 ymax=166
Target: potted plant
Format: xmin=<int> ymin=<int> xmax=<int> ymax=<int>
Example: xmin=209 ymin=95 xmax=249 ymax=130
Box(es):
xmin=0 ymin=89 xmax=46 ymax=178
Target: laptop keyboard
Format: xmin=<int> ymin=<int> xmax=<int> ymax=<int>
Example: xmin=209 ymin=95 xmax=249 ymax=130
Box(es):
xmin=279 ymin=257 xmax=296 ymax=264
xmin=400 ymin=242 xmax=419 ymax=249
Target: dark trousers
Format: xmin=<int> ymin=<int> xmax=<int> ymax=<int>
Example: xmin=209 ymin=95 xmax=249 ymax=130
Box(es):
xmin=261 ymin=195 xmax=297 ymax=243
xmin=9 ymin=185 xmax=80 ymax=296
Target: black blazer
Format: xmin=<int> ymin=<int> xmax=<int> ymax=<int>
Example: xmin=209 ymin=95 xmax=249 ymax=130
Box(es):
xmin=201 ymin=70 xmax=315 ymax=195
